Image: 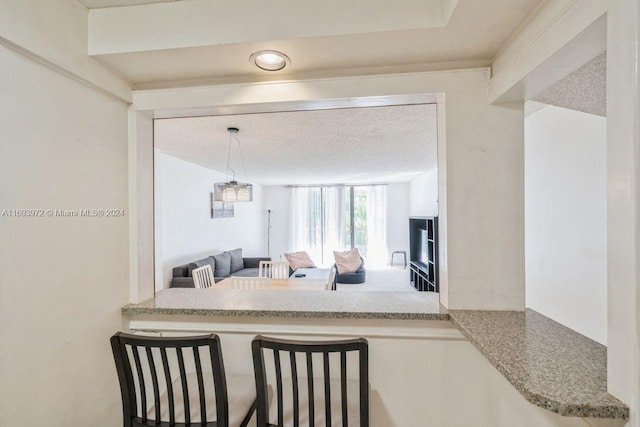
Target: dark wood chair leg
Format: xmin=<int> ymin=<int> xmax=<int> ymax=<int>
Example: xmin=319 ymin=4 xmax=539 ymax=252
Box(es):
xmin=239 ymin=399 xmax=257 ymax=427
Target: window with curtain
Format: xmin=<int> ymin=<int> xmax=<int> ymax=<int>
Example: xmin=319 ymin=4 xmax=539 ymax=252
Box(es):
xmin=290 ymin=185 xmax=387 ymax=266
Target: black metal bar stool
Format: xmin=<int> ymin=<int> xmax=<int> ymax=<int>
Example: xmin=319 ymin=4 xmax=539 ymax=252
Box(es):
xmin=111 ymin=332 xmax=257 ymax=427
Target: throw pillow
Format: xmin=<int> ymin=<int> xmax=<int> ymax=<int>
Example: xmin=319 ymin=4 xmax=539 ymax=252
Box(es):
xmin=333 ymin=248 xmax=362 ymax=274
xmin=284 ymin=251 xmax=316 ymax=271
xmin=188 ymin=257 xmax=215 ymax=277
xmin=226 ymin=248 xmax=244 ymax=273
xmin=213 ymin=252 xmax=232 ymax=278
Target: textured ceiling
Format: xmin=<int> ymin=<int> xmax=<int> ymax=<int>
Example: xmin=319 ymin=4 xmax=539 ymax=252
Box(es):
xmin=90 ymin=0 xmax=542 ymax=87
xmin=79 ymin=0 xmax=180 ymax=8
xmin=532 ymin=52 xmax=606 ymax=117
xmin=154 ymin=105 xmax=438 ymax=185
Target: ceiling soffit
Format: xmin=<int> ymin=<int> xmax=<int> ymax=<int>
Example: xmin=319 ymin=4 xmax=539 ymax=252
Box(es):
xmin=86 ymin=0 xmax=541 ymax=88
xmin=88 ymin=0 xmax=459 ymax=55
xmin=79 ymin=0 xmax=180 ymax=8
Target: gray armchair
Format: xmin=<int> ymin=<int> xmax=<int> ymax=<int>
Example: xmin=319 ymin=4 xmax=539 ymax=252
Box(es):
xmin=334 ymin=257 xmax=366 ymax=284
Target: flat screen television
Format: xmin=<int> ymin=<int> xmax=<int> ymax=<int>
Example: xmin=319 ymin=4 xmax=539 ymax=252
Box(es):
xmin=419 ymin=229 xmax=429 ymax=264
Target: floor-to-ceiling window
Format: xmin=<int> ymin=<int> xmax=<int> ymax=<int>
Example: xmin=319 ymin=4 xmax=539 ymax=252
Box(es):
xmin=345 ymin=186 xmax=366 ymax=255
xmin=290 ymin=184 xmax=387 ymax=266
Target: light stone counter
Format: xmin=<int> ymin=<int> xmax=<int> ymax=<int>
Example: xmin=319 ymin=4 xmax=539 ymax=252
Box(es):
xmin=122 ymin=291 xmax=630 ymax=420
xmin=449 ymin=309 xmax=629 ymax=420
xmin=122 ymin=288 xmax=448 ymax=320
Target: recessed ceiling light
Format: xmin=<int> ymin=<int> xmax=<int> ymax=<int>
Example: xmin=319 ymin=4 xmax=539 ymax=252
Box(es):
xmin=250 ymin=50 xmax=290 ymax=71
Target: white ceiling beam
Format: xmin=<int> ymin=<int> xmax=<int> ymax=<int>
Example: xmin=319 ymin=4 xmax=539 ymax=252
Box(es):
xmin=151 ymin=94 xmax=439 ymax=119
xmin=131 ymin=69 xmax=487 ymax=112
xmin=88 ymin=0 xmax=458 ymax=55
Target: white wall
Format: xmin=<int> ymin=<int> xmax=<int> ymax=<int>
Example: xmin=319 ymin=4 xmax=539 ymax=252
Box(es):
xmin=606 ymin=0 xmax=640 ymax=410
xmin=386 ymin=182 xmax=410 ymax=263
xmin=134 ymin=69 xmax=527 ymax=311
xmin=525 ymin=105 xmax=607 ymax=344
xmin=262 ymin=185 xmax=291 ymax=261
xmin=409 ymin=170 xmax=438 ymax=217
xmin=440 ymin=81 xmax=524 ymax=310
xmin=131 ymin=111 xmax=155 ymax=303
xmin=0 ymin=41 xmax=129 ymax=427
xmin=263 ymin=183 xmax=410 ymax=267
xmin=487 ymin=0 xmax=640 ymax=417
xmin=156 ymin=151 xmax=265 ymax=289
xmin=0 ymin=0 xmax=130 ymax=101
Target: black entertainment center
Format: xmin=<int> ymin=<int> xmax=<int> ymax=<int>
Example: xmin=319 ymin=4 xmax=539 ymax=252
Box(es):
xmin=409 ymin=217 xmax=439 ymax=292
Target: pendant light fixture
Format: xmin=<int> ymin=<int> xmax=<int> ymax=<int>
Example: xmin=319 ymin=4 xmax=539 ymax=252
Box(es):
xmin=213 ymin=127 xmax=253 ymax=202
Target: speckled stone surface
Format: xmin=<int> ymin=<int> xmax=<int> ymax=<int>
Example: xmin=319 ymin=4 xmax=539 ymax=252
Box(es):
xmin=123 ymin=292 xmax=629 ymax=420
xmin=448 ymin=309 xmax=629 ymax=420
xmin=122 ymin=288 xmax=448 ymax=320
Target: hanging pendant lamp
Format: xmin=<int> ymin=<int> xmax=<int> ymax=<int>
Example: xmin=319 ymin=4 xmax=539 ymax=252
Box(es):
xmin=213 ymin=127 xmax=253 ymax=202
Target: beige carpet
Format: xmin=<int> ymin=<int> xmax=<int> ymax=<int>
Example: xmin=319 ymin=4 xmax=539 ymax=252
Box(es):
xmin=336 ymin=267 xmax=416 ymax=292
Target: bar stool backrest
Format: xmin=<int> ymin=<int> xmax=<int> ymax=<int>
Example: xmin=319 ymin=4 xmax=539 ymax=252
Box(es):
xmin=110 ymin=332 xmax=229 ymax=427
xmin=251 ymin=335 xmax=369 ymax=427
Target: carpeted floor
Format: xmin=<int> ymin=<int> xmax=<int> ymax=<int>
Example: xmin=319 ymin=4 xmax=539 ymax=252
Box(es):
xmin=336 ymin=267 xmax=416 ymax=292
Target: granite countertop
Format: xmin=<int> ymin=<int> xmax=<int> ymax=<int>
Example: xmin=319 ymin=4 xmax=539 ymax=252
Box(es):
xmin=448 ymin=309 xmax=629 ymax=420
xmin=122 ymin=288 xmax=448 ymax=320
xmin=123 ymin=292 xmax=629 ymax=420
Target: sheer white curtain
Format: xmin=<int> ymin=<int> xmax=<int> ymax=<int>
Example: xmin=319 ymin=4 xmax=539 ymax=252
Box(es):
xmin=290 ymin=187 xmax=323 ymax=264
xmin=290 ymin=186 xmax=346 ymax=266
xmin=364 ymin=185 xmax=388 ymax=267
xmin=322 ymin=186 xmax=346 ymax=264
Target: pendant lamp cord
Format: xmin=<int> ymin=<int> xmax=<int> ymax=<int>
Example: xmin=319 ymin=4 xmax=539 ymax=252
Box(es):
xmin=226 ymin=130 xmax=236 ymax=181
xmin=225 ymin=129 xmax=249 ymax=183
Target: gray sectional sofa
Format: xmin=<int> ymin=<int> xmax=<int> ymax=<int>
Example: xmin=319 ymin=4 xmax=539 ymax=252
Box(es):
xmin=171 ymin=248 xmax=271 ymax=288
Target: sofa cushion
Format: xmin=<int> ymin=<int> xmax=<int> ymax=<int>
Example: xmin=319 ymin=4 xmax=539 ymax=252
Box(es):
xmin=243 ymin=257 xmax=271 ymax=269
xmin=284 ymin=251 xmax=316 ymax=271
xmin=226 ymin=248 xmax=244 ymax=273
xmin=213 ymin=252 xmax=232 ymax=277
xmin=232 ymin=268 xmax=260 ymax=278
xmin=333 ymin=248 xmax=363 ymax=274
xmin=188 ymin=257 xmax=215 ymax=277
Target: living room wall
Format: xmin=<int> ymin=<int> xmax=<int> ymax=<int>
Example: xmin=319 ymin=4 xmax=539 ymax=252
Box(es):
xmin=386 ymin=182 xmax=411 ymax=265
xmin=524 ymin=104 xmax=607 ymax=344
xmin=408 ymin=169 xmax=438 ymax=217
xmin=155 ymin=151 xmax=265 ymax=290
xmin=262 ymin=185 xmax=291 ymax=262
